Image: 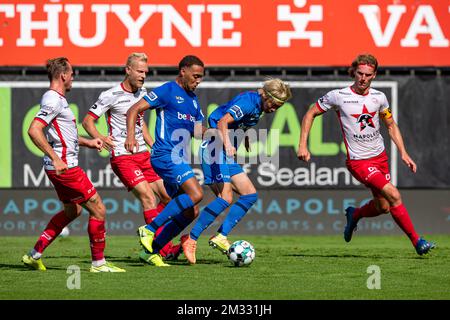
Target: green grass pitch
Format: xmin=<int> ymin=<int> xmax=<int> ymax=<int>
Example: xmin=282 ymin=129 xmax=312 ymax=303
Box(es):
xmin=1 ymin=235 xmax=449 ymax=300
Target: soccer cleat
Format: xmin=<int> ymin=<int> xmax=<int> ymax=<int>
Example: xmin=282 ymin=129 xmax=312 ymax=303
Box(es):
xmin=137 ymin=225 xmax=155 ymax=253
xmin=139 ymin=250 xmax=170 ymax=267
xmin=415 ymin=237 xmax=436 ymax=256
xmin=181 ymin=235 xmax=197 ymax=264
xmin=208 ymin=233 xmax=231 ymax=254
xmin=164 ymin=243 xmax=183 ymax=261
xmin=22 ymin=254 xmax=46 ymax=271
xmin=343 ymin=206 xmax=359 ymax=243
xmin=89 ymin=261 xmax=126 ymax=273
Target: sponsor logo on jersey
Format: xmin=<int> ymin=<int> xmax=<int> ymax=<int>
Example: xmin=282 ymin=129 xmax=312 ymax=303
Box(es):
xmin=351 ymin=104 xmax=377 ymax=131
xmin=177 ymin=112 xmax=196 ymax=122
xmin=176 ymin=96 xmax=185 ymax=104
xmin=344 ymin=100 xmax=359 ymax=103
xmin=229 ymin=105 xmax=243 ymax=118
xmin=147 ymin=91 xmax=158 ymax=101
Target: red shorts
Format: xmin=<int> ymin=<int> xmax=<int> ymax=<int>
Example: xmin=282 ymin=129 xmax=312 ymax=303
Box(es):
xmin=346 ymin=151 xmax=391 ymax=196
xmin=46 ymin=166 xmax=97 ymax=204
xmin=110 ymin=151 xmax=161 ymax=191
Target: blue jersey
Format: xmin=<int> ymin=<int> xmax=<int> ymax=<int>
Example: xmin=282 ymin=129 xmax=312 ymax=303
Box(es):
xmin=143 ymin=81 xmax=204 ymax=158
xmin=208 ymin=91 xmax=263 ymax=130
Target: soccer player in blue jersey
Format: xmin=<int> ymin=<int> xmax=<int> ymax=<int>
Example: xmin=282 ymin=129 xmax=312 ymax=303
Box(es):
xmin=125 ymin=55 xmax=205 ymax=266
xmin=184 ymin=78 xmax=292 ymax=263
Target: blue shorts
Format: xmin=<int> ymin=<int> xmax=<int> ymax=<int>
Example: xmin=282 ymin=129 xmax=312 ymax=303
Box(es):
xmin=151 ymin=153 xmax=195 ymax=197
xmin=200 ymin=139 xmax=244 ymax=185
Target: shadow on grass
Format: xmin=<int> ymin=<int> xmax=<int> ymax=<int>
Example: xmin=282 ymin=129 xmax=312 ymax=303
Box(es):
xmin=0 ymin=263 xmax=68 ymax=271
xmin=285 ymin=253 xmax=426 ymax=260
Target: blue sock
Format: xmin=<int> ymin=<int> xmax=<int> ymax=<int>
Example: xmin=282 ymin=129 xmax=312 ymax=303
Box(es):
xmin=152 ymin=213 xmax=193 ymax=253
xmin=190 ymin=197 xmax=230 ymax=241
xmin=218 ymin=193 xmax=258 ymax=236
xmin=146 ymin=193 xmax=194 ymax=232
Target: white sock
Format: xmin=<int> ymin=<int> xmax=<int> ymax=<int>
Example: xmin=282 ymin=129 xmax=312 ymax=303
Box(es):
xmin=91 ymin=258 xmax=106 ymax=267
xmin=30 ymin=249 xmax=42 ymax=260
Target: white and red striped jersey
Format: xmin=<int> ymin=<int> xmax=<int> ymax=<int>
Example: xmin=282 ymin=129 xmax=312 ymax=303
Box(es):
xmin=88 ymin=83 xmax=148 ymax=157
xmin=316 ymin=86 xmax=391 ymax=160
xmin=34 ymin=90 xmax=79 ymax=170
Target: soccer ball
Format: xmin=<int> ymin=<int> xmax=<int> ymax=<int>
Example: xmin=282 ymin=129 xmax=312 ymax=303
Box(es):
xmin=59 ymin=226 xmax=70 ymax=238
xmin=227 ymin=240 xmax=255 ymax=267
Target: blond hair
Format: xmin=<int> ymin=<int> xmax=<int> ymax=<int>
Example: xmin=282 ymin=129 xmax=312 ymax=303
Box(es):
xmin=262 ymin=78 xmax=292 ymax=105
xmin=126 ymin=52 xmax=148 ymax=67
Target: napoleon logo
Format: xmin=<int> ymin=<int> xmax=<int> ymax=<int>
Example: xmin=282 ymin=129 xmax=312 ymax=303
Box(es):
xmin=351 ymin=104 xmax=377 ymax=131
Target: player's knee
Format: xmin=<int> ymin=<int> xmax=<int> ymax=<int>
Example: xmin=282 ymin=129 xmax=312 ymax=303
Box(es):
xmin=189 ymin=188 xmax=203 ymax=205
xmin=378 ymin=204 xmax=390 ymax=214
xmin=239 ymin=193 xmax=258 ymax=208
xmin=192 ymin=205 xmax=200 ymax=218
xmin=220 ymin=189 xmax=233 ymax=204
xmin=88 ymin=195 xmax=106 ymax=220
xmin=389 ymin=189 xmax=402 ymax=206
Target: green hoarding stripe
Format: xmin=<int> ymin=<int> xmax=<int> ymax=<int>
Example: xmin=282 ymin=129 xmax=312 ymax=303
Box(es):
xmin=0 ymin=87 xmax=11 ymax=187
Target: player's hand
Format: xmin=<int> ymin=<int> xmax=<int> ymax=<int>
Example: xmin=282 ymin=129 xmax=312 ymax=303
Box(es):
xmin=225 ymin=144 xmax=236 ymax=157
xmin=125 ymin=136 xmax=139 ymax=153
xmin=54 ymin=158 xmax=68 ymax=175
xmin=297 ymin=146 xmax=311 ymax=162
xmin=88 ymin=138 xmax=103 ymax=152
xmin=401 ymin=153 xmax=417 ymax=173
xmin=101 ymin=135 xmax=116 ymax=151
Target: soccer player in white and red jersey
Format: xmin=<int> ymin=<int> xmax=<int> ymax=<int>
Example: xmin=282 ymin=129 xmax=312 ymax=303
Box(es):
xmin=23 ymin=57 xmax=126 ymax=272
xmin=82 ymin=53 xmax=182 ymax=262
xmin=297 ymin=54 xmax=435 ymax=256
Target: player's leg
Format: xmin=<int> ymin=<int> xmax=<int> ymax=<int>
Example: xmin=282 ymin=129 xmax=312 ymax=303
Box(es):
xmin=190 ymin=183 xmax=232 ymax=242
xmin=344 ymin=155 xmax=391 ymax=242
xmin=131 ymin=181 xmax=158 ymax=224
xmin=380 ymin=183 xmax=434 ymax=254
xmin=83 ymin=193 xmax=125 ymax=272
xmin=23 ymin=203 xmax=81 ymax=271
xmin=146 ymin=179 xmax=184 ymax=260
xmin=210 ymin=172 xmax=258 ymax=253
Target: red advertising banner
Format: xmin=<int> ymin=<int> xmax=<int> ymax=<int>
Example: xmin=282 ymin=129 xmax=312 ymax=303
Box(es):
xmin=0 ymin=0 xmax=448 ymax=67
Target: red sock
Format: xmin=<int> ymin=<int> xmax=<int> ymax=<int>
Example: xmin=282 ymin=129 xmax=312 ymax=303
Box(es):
xmin=390 ymin=204 xmax=420 ymax=246
xmin=143 ymin=209 xmax=158 ymax=225
xmin=155 ymin=203 xmax=174 ymax=257
xmin=34 ymin=210 xmax=74 ymax=253
xmin=88 ymin=217 xmax=106 ymax=261
xmin=353 ymin=200 xmax=382 ymax=220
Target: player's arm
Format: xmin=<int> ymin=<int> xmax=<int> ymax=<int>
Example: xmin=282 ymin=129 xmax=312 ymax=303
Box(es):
xmin=28 ymin=119 xmax=68 ymax=175
xmin=78 ymin=136 xmax=103 ymax=152
xmin=297 ymin=103 xmax=325 ymax=162
xmin=125 ymin=98 xmax=150 ymax=153
xmin=217 ymin=113 xmax=236 ymax=157
xmin=142 ymin=121 xmax=154 ymax=148
xmin=381 ymin=110 xmax=417 ymax=173
xmin=82 ymin=113 xmax=115 ymax=151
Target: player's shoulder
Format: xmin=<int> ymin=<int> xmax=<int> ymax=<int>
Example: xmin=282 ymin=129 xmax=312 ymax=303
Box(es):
xmin=97 ymin=83 xmax=125 ymax=104
xmin=368 ymin=87 xmax=386 ymax=96
xmin=41 ymin=90 xmax=65 ymax=106
xmin=335 ymin=87 xmax=353 ymax=96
